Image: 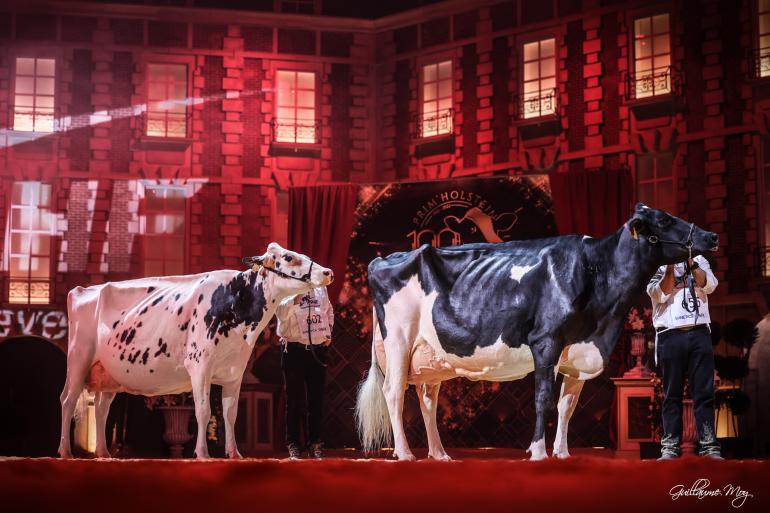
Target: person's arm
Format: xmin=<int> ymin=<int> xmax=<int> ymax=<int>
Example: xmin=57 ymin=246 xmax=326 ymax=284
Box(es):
xmin=321 ymin=288 xmax=334 ymax=345
xmin=647 ymin=265 xmax=674 ymax=303
xmin=692 ymin=255 xmax=718 ymax=294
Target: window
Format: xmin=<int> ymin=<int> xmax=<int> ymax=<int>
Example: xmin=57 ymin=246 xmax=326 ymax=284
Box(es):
xmin=420 ymin=60 xmax=453 ymax=137
xmin=279 ymin=0 xmax=316 ymax=14
xmin=633 ymin=14 xmax=671 ymax=98
xmin=13 ymin=57 xmax=55 ymax=132
xmin=636 ymin=153 xmax=674 ymax=214
xmin=146 ymin=63 xmax=188 ymax=138
xmin=758 ymin=0 xmax=770 ymax=78
xmin=7 ymin=182 xmax=54 ymax=304
xmin=522 ymin=38 xmax=556 ymax=119
xmin=141 ymin=186 xmax=186 ymax=276
xmin=275 ymin=70 xmax=317 ymax=144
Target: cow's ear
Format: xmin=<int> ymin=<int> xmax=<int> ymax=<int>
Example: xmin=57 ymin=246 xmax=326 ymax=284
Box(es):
xmin=627 ymin=217 xmax=645 ymax=240
xmin=261 ymin=254 xmax=276 ymax=269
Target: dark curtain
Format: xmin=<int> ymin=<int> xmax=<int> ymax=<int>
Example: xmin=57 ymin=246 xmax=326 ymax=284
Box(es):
xmin=548 ymin=167 xmax=634 ymax=237
xmin=288 ymin=184 xmax=357 ymax=303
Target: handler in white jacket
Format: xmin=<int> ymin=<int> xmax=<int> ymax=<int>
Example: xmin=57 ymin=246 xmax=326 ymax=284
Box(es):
xmin=647 ymin=255 xmax=721 ymax=460
xmin=275 ymin=286 xmax=334 ymax=459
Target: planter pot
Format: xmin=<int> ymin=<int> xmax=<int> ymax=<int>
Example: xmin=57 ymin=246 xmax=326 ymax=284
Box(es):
xmin=159 ymin=405 xmax=194 ymax=458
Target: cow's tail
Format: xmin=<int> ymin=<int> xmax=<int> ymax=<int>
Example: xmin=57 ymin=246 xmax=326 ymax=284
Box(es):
xmin=355 ymin=309 xmax=391 ymax=453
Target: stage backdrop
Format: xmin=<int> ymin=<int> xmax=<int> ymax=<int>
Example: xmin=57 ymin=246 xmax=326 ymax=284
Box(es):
xmin=313 ymin=176 xmax=623 ymax=449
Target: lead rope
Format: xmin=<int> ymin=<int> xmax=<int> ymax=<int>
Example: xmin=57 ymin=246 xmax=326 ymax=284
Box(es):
xmin=306 ymin=291 xmax=328 ymax=368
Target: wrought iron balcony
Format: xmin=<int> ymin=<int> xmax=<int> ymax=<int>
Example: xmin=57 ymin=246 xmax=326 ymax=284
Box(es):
xmin=625 ymin=66 xmax=682 ymax=101
xmin=515 ymin=88 xmax=559 ymax=121
xmin=415 ymin=108 xmax=453 ymax=139
xmin=750 ymin=47 xmax=770 ymax=79
xmin=270 ymin=119 xmax=321 ymax=145
xmin=757 ymin=246 xmax=770 ymax=278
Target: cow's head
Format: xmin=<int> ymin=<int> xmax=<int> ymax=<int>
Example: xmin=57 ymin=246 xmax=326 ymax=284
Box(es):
xmin=245 ymin=242 xmax=333 ymax=293
xmin=627 ymin=203 xmax=718 ymax=263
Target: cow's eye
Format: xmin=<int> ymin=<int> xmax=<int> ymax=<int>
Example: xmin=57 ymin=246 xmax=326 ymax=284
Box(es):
xmin=283 ymin=255 xmax=293 ymax=263
xmin=657 ymin=217 xmax=672 ymax=228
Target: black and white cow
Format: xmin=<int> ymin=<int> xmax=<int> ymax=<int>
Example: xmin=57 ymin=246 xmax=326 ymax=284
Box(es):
xmin=356 ymin=204 xmax=718 ymax=460
xmin=58 ymin=243 xmax=332 ymax=459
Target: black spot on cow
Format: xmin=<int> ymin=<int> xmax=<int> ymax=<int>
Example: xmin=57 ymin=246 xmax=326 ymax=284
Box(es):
xmin=191 ymin=325 xmax=195 ymax=333
xmin=179 ymin=320 xmax=189 ymax=331
xmin=119 ymin=351 xmax=125 ymax=361
xmin=158 ymin=338 xmax=163 ymax=346
xmin=203 ymin=271 xmax=267 ymax=339
xmin=193 ymin=309 xmax=197 ymax=317
xmin=150 ymin=369 xmax=154 ymax=373
xmin=151 ymin=296 xmax=164 ymax=306
xmin=198 ymin=294 xmax=204 ymax=304
xmin=126 ymin=329 xmax=136 ymax=345
xmin=141 ymin=348 xmax=149 ymax=365
xmin=175 ymin=293 xmax=181 ymax=301
xmin=177 ymin=306 xmax=183 ymax=316
xmin=243 ymin=334 xmax=247 ymax=340
xmin=140 ymin=306 xmax=148 ymax=315
xmin=290 ymin=271 xmax=296 ymax=276
xmin=120 ymin=330 xmax=129 ymax=343
xmin=147 ymin=287 xmax=155 ymax=293
xmin=127 ymin=349 xmax=141 ymax=364
xmin=137 ymin=322 xmax=143 ymax=328
xmin=214 ymin=338 xmax=219 ymax=346
xmin=154 ymin=342 xmax=168 ymax=358
xmin=112 ymin=320 xmax=119 ymax=329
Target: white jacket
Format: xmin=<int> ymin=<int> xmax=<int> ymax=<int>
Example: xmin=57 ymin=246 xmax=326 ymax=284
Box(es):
xmin=275 ymin=287 xmax=334 ymax=345
xmin=646 ymin=255 xmax=718 ymax=330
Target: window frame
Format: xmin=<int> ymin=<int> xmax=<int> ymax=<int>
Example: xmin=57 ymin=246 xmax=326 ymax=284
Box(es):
xmin=417 ymin=54 xmax=454 ymax=140
xmin=754 ymin=0 xmax=770 ymax=79
xmin=138 ymin=183 xmax=190 ymax=277
xmin=142 ymin=54 xmax=194 ymax=141
xmin=8 ymin=50 xmax=60 ymax=135
xmin=270 ymin=61 xmax=321 ymax=147
xmin=519 ymin=35 xmax=559 ymax=120
xmin=4 ymin=181 xmax=57 ymax=306
xmin=628 ymin=10 xmax=674 ymax=100
xmin=634 ymin=152 xmax=676 ymax=216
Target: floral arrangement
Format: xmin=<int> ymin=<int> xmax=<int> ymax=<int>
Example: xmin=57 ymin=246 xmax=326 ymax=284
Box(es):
xmin=624 ymin=307 xmax=652 ymax=332
xmin=144 ymin=392 xmax=193 ymax=411
xmin=647 ymin=372 xmax=664 ymax=442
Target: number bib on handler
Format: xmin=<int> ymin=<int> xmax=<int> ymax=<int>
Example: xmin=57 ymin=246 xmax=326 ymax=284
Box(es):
xmin=293 ymin=292 xmax=331 ymax=343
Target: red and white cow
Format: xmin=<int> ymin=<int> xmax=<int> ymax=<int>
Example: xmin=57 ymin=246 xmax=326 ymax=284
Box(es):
xmin=58 ymin=243 xmax=332 ymax=459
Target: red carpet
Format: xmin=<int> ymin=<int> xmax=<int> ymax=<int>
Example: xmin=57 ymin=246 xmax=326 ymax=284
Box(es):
xmin=1 ymin=452 xmax=768 ymax=513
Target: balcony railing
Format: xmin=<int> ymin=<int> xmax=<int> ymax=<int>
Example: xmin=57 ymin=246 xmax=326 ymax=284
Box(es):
xmin=625 ymin=66 xmax=682 ymax=101
xmin=758 ymin=246 xmax=770 ymax=278
xmin=515 ymin=88 xmax=559 ymax=120
xmin=416 ymin=108 xmax=453 ymax=139
xmin=270 ymin=119 xmax=321 ymax=145
xmin=750 ymin=47 xmax=770 ymax=79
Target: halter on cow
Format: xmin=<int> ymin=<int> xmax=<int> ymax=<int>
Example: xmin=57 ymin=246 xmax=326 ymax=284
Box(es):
xmin=59 ymin=242 xmax=332 ymax=459
xmin=356 ymin=203 xmax=718 ymax=461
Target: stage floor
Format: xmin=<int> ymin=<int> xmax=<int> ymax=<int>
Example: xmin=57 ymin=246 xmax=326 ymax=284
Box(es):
xmin=1 ymin=450 xmax=768 ymax=513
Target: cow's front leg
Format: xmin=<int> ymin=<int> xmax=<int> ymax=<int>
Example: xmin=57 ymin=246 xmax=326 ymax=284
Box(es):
xmin=221 ymin=378 xmax=243 ymax=459
xmin=189 ymin=367 xmax=212 ymax=459
xmin=528 ymin=342 xmax=559 ymax=461
xmin=382 ymin=333 xmax=415 ymax=461
xmin=552 ymin=376 xmax=584 ymax=459
xmin=417 ymin=383 xmax=450 ymax=461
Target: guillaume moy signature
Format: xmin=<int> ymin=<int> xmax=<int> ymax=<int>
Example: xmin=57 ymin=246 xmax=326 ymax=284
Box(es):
xmin=670 ymin=478 xmax=754 ymax=508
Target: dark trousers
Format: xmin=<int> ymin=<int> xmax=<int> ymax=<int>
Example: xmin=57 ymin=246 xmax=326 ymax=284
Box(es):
xmin=658 ymin=325 xmax=720 ymax=455
xmin=281 ymin=342 xmax=327 ymax=446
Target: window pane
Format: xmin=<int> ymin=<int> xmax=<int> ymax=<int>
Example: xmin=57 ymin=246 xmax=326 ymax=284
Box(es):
xmin=165 ymin=260 xmax=185 ymax=276
xmin=170 ymin=64 xmax=186 ymax=82
xmin=540 ymin=77 xmax=556 ymax=91
xmin=762 ymin=0 xmax=770 ymax=12
xmin=635 ymin=39 xmax=652 ymax=59
xmin=15 ymin=94 xmax=34 ymax=107
xmin=296 ymin=89 xmax=314 ymax=108
xmin=523 ymin=41 xmax=539 ymax=62
xmin=761 ymin=14 xmax=770 ymax=38
xmin=438 ymin=98 xmax=452 ymax=111
xmin=148 ymin=82 xmax=166 ymax=101
xmin=10 ymin=256 xmax=29 ymax=277
xmin=524 ymin=61 xmax=540 ymax=81
xmin=14 ymin=113 xmax=34 ymax=131
xmin=30 ymin=257 xmax=50 ymax=278
xmin=437 ymin=60 xmax=452 ymax=79
xmin=276 ymin=107 xmax=295 ymax=121
xmin=35 ymin=113 xmax=55 ymax=133
xmin=165 ymin=239 xmax=184 ymax=259
xmin=16 ymin=58 xmax=35 ymax=75
xmin=423 ymin=83 xmax=436 ymax=101
xmin=276 ymin=70 xmax=294 ymax=89
xmin=653 ymin=34 xmax=670 ymax=55
xmin=762 ymin=35 xmax=770 ymax=51
xmin=437 ymin=79 xmax=451 ymax=98
xmin=654 ymin=54 xmax=671 ymax=69
xmin=145 ymin=260 xmax=164 ymax=277
xmin=11 ymin=233 xmax=29 ymax=254
xmin=540 ymin=39 xmax=555 ymax=58
xmin=296 ymin=72 xmax=315 ymax=90
xmin=523 ymin=81 xmax=539 ymax=94
xmin=36 ymin=96 xmax=54 ymax=108
xmin=31 ymin=234 xmax=51 ymax=255
xmin=423 ymin=63 xmax=437 ymax=83
xmin=277 ymin=88 xmax=296 ymax=108
xmin=635 ymin=17 xmax=651 ymax=38
xmin=296 ymin=108 xmax=314 ymax=121
xmin=171 ymin=83 xmax=186 ymax=100
xmin=657 ymin=180 xmax=674 ymax=212
xmin=16 ymin=77 xmax=34 ymax=95
xmin=657 ymin=153 xmax=673 ymax=177
xmin=636 ymin=58 xmax=652 ymax=73
xmin=652 ymin=14 xmax=669 ymax=35
xmin=37 ymin=58 xmax=55 ymax=76
xmin=637 ymin=155 xmax=653 ymax=180
xmin=638 ymin=182 xmax=654 ymax=206
xmin=541 ymin=57 xmax=556 ymax=78
xmin=146 ymin=116 xmax=166 ymax=137
xmin=423 ymin=100 xmax=437 ymax=114
xmin=36 ymin=77 xmax=54 ymax=95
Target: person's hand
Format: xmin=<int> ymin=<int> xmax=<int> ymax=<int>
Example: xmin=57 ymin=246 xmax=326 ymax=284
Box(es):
xmin=323 ymin=337 xmax=332 ymax=347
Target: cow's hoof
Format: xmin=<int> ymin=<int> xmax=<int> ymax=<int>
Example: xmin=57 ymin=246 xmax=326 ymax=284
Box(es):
xmin=430 ymin=454 xmax=452 ymax=462
xmin=528 ymin=454 xmax=549 ymax=461
xmin=228 ymin=451 xmax=244 ymax=460
xmin=394 ymin=452 xmax=416 ymax=461
xmin=553 ymin=450 xmax=571 ymax=459
xmin=95 ymin=450 xmax=112 ymax=459
xmin=59 ymin=452 xmax=73 ymax=460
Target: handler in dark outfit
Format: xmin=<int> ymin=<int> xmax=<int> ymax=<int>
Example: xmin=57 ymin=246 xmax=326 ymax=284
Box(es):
xmin=276 ymin=286 xmax=333 ymax=459
xmin=647 ymin=255 xmax=722 ymax=459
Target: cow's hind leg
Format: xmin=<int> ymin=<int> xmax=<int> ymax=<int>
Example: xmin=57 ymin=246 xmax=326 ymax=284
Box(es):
xmin=528 ymin=340 xmax=559 ymax=461
xmin=94 ymin=391 xmax=116 ymax=458
xmin=221 ymin=377 xmax=244 ymax=459
xmin=189 ymin=366 xmax=212 ymax=459
xmin=552 ymin=376 xmax=584 ymax=459
xmin=418 ymin=382 xmax=450 ymax=461
xmin=382 ymin=334 xmax=415 ymax=461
